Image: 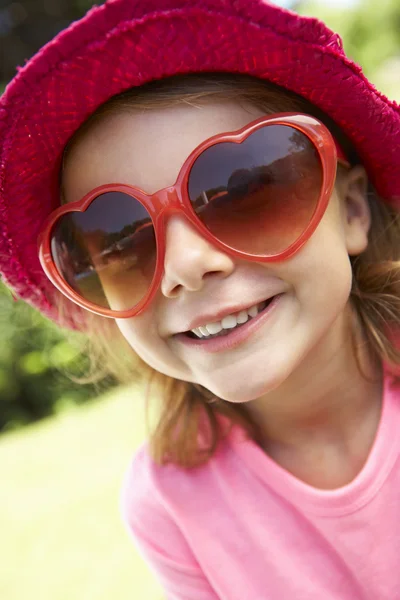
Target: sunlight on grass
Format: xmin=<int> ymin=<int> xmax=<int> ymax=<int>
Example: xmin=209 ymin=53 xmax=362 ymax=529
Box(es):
xmin=0 ymin=385 xmax=163 ymax=600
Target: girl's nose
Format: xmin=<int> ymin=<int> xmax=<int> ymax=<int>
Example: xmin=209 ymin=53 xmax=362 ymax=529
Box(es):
xmin=161 ymin=215 xmax=235 ymax=298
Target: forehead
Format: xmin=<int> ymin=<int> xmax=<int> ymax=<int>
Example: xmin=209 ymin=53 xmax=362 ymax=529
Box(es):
xmin=61 ymin=101 xmax=265 ymax=202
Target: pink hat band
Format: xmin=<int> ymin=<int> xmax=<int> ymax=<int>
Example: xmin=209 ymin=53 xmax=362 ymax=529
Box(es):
xmin=0 ymin=0 xmax=399 ymax=324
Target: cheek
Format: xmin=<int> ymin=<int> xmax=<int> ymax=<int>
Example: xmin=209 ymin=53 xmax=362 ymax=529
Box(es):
xmin=116 ymin=316 xmax=158 ymax=364
xmin=115 ymin=316 xmax=194 ymax=381
xmin=291 ymin=215 xmax=353 ymax=316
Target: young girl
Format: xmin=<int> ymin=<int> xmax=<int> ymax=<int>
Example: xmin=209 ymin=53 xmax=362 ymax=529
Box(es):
xmin=1 ymin=0 xmax=400 ymax=598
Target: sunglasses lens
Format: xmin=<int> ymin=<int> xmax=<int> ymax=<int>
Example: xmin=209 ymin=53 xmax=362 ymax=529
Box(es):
xmin=51 ymin=192 xmax=156 ymax=311
xmin=188 ymin=125 xmax=323 ymax=256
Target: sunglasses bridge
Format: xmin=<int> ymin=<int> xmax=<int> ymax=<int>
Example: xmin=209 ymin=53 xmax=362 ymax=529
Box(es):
xmin=144 ymin=185 xmax=207 ymax=233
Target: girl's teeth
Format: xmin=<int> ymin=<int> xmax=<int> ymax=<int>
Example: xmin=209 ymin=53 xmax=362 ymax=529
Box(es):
xmin=206 ymin=322 xmax=223 ymax=335
xmin=248 ymin=305 xmax=258 ymax=318
xmin=237 ymin=310 xmax=249 ymax=324
xmin=221 ymin=315 xmax=237 ymax=329
xmin=191 ymin=300 xmax=270 ymax=339
xmin=192 ymin=327 xmax=203 ymax=338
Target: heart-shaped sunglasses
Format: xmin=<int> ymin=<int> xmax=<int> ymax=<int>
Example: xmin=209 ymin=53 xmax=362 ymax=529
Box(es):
xmin=38 ymin=113 xmax=349 ymax=318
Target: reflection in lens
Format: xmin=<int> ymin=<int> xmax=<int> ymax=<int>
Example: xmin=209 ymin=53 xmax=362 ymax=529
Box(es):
xmin=188 ymin=125 xmax=323 ymax=256
xmin=51 ymin=192 xmax=156 ymax=311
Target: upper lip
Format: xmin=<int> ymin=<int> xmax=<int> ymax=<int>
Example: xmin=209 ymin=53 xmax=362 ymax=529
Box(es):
xmin=176 ymin=293 xmax=281 ymax=334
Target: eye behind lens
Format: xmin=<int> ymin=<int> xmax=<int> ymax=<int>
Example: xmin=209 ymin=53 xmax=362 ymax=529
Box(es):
xmin=187 ymin=124 xmax=323 ymax=257
xmin=51 ymin=191 xmax=158 ymax=312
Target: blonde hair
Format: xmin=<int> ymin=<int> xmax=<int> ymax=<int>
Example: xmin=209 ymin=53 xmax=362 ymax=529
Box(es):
xmin=61 ymin=73 xmax=400 ymax=467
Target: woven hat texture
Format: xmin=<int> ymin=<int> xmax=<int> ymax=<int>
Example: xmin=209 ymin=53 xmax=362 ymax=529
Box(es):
xmin=0 ymin=0 xmax=399 ymax=323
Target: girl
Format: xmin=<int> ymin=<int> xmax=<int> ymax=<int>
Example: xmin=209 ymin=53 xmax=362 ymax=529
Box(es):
xmin=1 ymin=0 xmax=400 ymax=598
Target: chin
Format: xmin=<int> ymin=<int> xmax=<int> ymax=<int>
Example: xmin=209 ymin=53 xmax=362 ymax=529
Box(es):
xmin=204 ymin=377 xmax=281 ymax=405
xmin=201 ymin=354 xmax=298 ymax=403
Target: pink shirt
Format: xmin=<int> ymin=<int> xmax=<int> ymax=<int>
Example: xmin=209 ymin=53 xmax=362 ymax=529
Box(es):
xmin=120 ymin=374 xmax=400 ymax=599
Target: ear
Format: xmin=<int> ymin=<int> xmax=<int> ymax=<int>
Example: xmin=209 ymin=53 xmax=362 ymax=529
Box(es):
xmin=338 ymin=165 xmax=371 ymax=256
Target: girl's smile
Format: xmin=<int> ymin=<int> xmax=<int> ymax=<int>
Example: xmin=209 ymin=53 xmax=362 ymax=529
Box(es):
xmin=173 ymin=293 xmax=283 ymax=353
xmin=62 ymin=99 xmax=371 ymax=405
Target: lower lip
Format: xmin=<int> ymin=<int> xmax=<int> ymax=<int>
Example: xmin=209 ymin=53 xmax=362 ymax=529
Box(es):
xmin=175 ymin=294 xmax=283 ymax=354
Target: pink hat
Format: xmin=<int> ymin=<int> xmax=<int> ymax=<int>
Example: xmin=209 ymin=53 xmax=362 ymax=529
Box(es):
xmin=0 ymin=0 xmax=399 ymax=323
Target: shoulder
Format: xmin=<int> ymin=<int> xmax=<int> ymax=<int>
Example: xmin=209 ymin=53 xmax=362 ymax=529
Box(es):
xmin=119 ymin=442 xmax=215 ymax=567
xmin=119 ymin=447 xmax=223 ymax=598
xmin=120 ymin=442 xmax=164 ymax=514
xmin=120 ymin=419 xmax=248 ymax=527
xmin=119 ymin=442 xmax=179 ymax=552
xmin=120 ymin=441 xmax=195 ymax=523
xmin=119 ymin=432 xmax=234 ymax=521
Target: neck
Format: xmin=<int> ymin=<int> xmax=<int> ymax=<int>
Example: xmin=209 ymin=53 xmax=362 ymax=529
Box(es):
xmin=244 ymin=309 xmax=383 ymax=487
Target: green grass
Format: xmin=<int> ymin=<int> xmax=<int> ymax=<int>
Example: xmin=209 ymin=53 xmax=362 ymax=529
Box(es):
xmin=0 ymin=385 xmax=163 ymax=600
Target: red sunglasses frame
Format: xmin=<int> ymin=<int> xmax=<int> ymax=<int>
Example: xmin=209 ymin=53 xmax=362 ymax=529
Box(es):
xmin=38 ymin=112 xmax=349 ymax=319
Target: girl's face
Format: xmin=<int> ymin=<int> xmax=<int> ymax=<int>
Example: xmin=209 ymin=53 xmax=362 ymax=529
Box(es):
xmin=62 ymin=101 xmax=371 ymax=403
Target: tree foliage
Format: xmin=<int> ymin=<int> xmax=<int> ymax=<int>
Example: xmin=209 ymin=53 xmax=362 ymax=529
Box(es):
xmin=299 ymin=0 xmax=400 ymax=99
xmin=0 ymin=283 xmax=111 ymax=432
xmin=1 ymin=1 xmax=101 ymax=83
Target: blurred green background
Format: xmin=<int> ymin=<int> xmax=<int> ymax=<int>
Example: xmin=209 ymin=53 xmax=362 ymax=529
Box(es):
xmin=0 ymin=1 xmax=399 ymax=599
